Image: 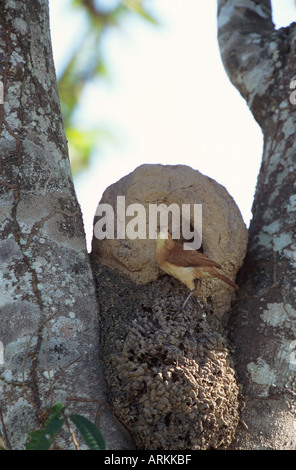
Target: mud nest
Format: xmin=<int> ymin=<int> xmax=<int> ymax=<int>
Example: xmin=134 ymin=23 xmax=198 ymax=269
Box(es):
xmin=92 ymin=262 xmax=240 ymax=450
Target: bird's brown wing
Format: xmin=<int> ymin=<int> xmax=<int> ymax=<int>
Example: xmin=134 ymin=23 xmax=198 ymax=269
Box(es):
xmin=166 ymin=241 xmax=221 ymax=268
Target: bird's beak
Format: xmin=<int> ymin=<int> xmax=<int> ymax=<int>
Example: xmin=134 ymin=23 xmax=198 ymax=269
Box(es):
xmin=155 ymin=226 xmax=170 ymax=240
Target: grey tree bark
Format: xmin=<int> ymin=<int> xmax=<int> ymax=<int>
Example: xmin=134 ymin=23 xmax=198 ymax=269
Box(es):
xmin=218 ymin=0 xmax=296 ymax=449
xmin=0 ymin=0 xmax=133 ymax=449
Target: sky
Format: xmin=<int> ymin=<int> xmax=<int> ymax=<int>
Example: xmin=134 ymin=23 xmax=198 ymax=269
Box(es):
xmin=49 ymin=0 xmax=296 ymax=250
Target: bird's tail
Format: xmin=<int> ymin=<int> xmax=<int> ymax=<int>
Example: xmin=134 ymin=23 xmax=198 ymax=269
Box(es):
xmin=203 ymin=267 xmax=239 ymax=290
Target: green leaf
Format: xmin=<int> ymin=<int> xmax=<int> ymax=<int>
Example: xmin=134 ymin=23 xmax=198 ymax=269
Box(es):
xmin=43 ymin=402 xmax=66 ymax=437
xmin=25 ymin=403 xmax=66 ymax=450
xmin=122 ymin=0 xmax=159 ymax=25
xmin=25 ymin=430 xmax=53 ymax=450
xmin=0 ymin=435 xmax=6 ymax=450
xmin=69 ymin=414 xmax=107 ymax=450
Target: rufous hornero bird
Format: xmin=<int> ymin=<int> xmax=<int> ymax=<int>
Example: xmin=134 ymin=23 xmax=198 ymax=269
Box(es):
xmin=154 ymin=227 xmax=238 ymax=310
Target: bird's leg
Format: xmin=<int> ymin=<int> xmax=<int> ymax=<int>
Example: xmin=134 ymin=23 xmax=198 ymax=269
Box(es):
xmin=180 ymin=289 xmax=195 ymax=311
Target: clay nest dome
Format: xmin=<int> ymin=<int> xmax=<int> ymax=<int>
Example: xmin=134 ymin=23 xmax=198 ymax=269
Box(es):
xmin=91 ymin=164 xmax=248 ymax=317
xmin=90 ymin=164 xmax=247 ymax=449
xmin=93 ymin=264 xmax=240 ymax=450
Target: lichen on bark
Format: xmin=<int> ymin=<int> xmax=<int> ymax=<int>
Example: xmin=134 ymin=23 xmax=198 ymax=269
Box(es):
xmin=218 ymin=0 xmax=296 ymax=449
xmin=0 ymin=0 xmax=132 ymax=450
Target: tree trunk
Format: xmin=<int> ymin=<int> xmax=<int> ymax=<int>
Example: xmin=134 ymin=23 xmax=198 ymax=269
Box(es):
xmin=0 ymin=0 xmax=133 ymax=449
xmin=218 ymin=0 xmax=296 ymax=449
